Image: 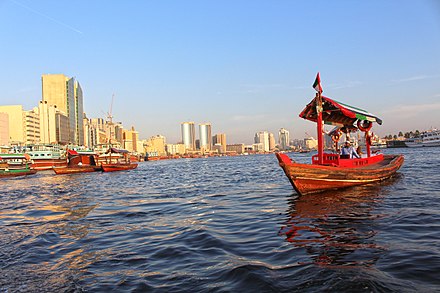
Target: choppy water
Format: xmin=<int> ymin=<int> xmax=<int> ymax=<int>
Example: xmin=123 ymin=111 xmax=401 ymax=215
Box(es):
xmin=1 ymin=148 xmax=440 ymax=292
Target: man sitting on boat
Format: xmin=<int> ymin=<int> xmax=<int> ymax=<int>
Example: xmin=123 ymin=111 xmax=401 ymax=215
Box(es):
xmin=340 ymin=141 xmax=360 ymax=159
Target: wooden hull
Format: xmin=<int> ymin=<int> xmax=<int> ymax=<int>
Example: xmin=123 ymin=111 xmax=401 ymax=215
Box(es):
xmin=53 ymin=165 xmax=102 ymax=175
xmin=276 ymin=152 xmax=404 ymax=195
xmin=31 ymin=159 xmax=68 ymax=170
xmin=101 ymin=163 xmax=138 ymax=172
xmin=0 ymin=169 xmax=37 ymax=178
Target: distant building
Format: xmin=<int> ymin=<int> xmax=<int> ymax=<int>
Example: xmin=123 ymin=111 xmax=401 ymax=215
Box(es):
xmin=0 ymin=112 xmax=9 ymax=145
xmin=278 ymin=128 xmax=290 ymax=151
xmin=166 ymin=143 xmax=186 ymax=155
xmin=305 ymin=137 xmax=318 ymax=149
xmin=269 ymin=133 xmax=276 ymax=151
xmin=23 ymin=108 xmax=40 ymax=144
xmin=199 ymin=123 xmax=212 ymax=153
xmin=213 ymin=133 xmax=227 ymax=154
xmin=0 ymin=105 xmax=25 ymax=145
xmin=226 ymin=143 xmax=244 ymax=154
xmin=181 ymin=122 xmax=196 ymax=152
xmin=41 ymin=74 xmax=84 ymax=145
xmin=254 ymin=131 xmax=271 ymax=152
xmin=144 ymin=135 xmax=166 ymax=157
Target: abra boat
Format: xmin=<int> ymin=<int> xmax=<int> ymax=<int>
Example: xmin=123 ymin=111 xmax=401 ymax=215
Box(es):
xmin=0 ymin=153 xmax=37 ymax=177
xmin=404 ymin=129 xmax=440 ymax=148
xmin=276 ymin=73 xmax=404 ymax=195
xmin=100 ymin=147 xmax=138 ymax=172
xmin=53 ymin=149 xmax=102 ymax=175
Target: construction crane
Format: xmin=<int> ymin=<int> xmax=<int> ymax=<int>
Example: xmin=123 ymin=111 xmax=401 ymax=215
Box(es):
xmin=107 ymin=94 xmax=114 ymax=125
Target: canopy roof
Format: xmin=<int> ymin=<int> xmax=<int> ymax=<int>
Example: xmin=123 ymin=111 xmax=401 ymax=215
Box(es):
xmin=106 ymin=147 xmax=129 ymax=154
xmin=299 ymin=95 xmax=382 ymax=127
xmin=0 ymin=154 xmax=28 ymax=160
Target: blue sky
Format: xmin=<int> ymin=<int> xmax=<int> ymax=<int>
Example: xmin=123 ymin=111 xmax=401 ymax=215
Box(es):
xmin=1 ymin=0 xmax=439 ymax=144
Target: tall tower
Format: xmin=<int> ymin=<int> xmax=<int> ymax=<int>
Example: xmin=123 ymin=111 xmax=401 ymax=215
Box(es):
xmin=255 ymin=131 xmax=270 ymax=152
xmin=278 ymin=128 xmax=290 ymax=151
xmin=181 ymin=122 xmax=196 ymax=151
xmin=199 ymin=123 xmax=212 ymax=152
xmin=42 ymin=74 xmax=84 ymax=145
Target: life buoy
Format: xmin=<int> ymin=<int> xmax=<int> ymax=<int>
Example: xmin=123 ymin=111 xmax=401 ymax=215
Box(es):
xmin=332 ymin=133 xmax=340 ymax=142
xmin=357 ymin=120 xmax=372 ymax=132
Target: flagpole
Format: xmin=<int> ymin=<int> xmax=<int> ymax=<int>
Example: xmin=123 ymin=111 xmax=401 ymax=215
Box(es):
xmin=316 ymin=92 xmax=324 ymax=165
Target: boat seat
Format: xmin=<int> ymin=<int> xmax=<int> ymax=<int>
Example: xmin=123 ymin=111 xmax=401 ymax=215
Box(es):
xmin=340 ymin=154 xmax=350 ymax=159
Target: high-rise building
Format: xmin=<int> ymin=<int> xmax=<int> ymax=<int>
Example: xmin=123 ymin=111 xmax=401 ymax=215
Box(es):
xmin=213 ymin=133 xmax=227 ymax=154
xmin=42 ymin=74 xmax=84 ymax=145
xmin=278 ymin=128 xmax=290 ymax=151
xmin=199 ymin=123 xmax=212 ymax=152
xmin=254 ymin=131 xmax=270 ymax=152
xmin=23 ymin=108 xmax=40 ymax=145
xmin=269 ymin=133 xmax=275 ymax=151
xmin=181 ymin=122 xmax=196 ymax=152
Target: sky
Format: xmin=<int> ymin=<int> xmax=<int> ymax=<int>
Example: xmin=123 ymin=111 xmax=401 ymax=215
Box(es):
xmin=1 ymin=0 xmax=439 ymax=144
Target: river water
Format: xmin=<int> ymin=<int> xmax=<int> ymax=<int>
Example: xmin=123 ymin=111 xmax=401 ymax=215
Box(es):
xmin=1 ymin=147 xmax=439 ymax=292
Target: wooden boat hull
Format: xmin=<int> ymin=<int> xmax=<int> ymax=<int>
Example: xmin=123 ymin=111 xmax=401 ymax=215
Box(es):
xmin=31 ymin=159 xmax=68 ymax=170
xmin=53 ymin=165 xmax=102 ymax=175
xmin=276 ymin=152 xmax=404 ymax=195
xmin=0 ymin=169 xmax=37 ymax=177
xmin=101 ymin=163 xmax=138 ymax=172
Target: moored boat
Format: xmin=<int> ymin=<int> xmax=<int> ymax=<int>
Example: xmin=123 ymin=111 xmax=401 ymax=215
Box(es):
xmin=0 ymin=153 xmax=37 ymax=177
xmin=25 ymin=144 xmax=67 ymax=170
xmin=404 ymin=129 xmax=440 ymax=148
xmin=276 ymin=73 xmax=404 ymax=195
xmin=53 ymin=149 xmax=102 ymax=175
xmin=100 ymin=147 xmax=138 ymax=172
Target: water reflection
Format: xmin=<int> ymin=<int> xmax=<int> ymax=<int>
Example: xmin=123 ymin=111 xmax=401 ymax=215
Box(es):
xmin=279 ymin=179 xmax=399 ymax=267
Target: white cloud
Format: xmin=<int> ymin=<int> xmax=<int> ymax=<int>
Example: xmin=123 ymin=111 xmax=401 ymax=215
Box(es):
xmin=382 ymin=102 xmax=440 ymax=118
xmin=391 ymin=74 xmax=439 ymax=84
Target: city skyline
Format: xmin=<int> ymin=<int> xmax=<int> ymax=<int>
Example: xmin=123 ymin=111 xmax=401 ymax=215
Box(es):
xmin=1 ymin=1 xmax=439 ymax=144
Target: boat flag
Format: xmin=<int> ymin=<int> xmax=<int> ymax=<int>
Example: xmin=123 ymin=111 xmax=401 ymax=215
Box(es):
xmin=312 ymin=72 xmax=323 ymax=93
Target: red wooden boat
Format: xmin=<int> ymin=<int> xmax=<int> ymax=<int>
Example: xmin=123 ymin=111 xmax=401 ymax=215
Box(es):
xmin=100 ymin=147 xmax=138 ymax=172
xmin=53 ymin=149 xmax=102 ymax=175
xmin=276 ymin=73 xmax=404 ymax=195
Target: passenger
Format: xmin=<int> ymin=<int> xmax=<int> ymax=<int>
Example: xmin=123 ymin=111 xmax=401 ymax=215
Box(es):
xmin=340 ymin=141 xmax=360 ymax=159
xmin=356 ymin=146 xmax=363 ymax=157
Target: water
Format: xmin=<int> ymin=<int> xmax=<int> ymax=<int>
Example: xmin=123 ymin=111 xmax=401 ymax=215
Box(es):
xmin=1 ymin=148 xmax=440 ymax=292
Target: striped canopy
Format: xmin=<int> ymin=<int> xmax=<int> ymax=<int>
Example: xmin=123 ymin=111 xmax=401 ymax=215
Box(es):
xmin=299 ymin=95 xmax=382 ymax=127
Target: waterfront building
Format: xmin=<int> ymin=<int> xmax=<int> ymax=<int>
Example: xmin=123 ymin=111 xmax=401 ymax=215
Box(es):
xmin=0 ymin=105 xmax=25 ymax=145
xmin=213 ymin=133 xmax=227 ymax=154
xmin=38 ymin=101 xmax=69 ymax=145
xmin=278 ymin=128 xmax=290 ymax=151
xmin=166 ymin=143 xmax=186 ymax=155
xmin=252 ymin=143 xmax=264 ymax=152
xmin=305 ymin=137 xmax=318 ymax=149
xmin=23 ymin=108 xmax=40 ymax=145
xmin=199 ymin=123 xmax=212 ymax=153
xmin=254 ymin=131 xmax=270 ymax=152
xmin=269 ymin=133 xmax=276 ymax=151
xmin=41 ymin=74 xmax=84 ymax=145
xmin=181 ymin=122 xmax=196 ymax=152
xmin=144 ymin=135 xmax=166 ymax=157
xmin=226 ymin=143 xmax=244 ymax=154
xmin=0 ymin=112 xmax=9 ymax=145
xmin=122 ymin=127 xmax=139 ymax=153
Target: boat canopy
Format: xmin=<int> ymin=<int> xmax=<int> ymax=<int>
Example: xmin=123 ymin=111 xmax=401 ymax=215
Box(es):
xmin=106 ymin=147 xmax=129 ymax=154
xmin=299 ymin=95 xmax=382 ymax=127
xmin=0 ymin=154 xmax=28 ymax=160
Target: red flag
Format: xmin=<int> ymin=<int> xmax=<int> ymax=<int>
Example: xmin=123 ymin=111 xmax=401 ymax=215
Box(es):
xmin=312 ymin=72 xmax=323 ymax=93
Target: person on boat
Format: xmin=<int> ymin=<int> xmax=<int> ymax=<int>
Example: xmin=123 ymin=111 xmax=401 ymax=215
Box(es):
xmin=340 ymin=141 xmax=360 ymax=159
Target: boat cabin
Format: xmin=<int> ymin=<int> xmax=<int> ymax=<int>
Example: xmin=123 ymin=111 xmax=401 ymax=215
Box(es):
xmin=299 ymin=94 xmax=383 ymax=167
